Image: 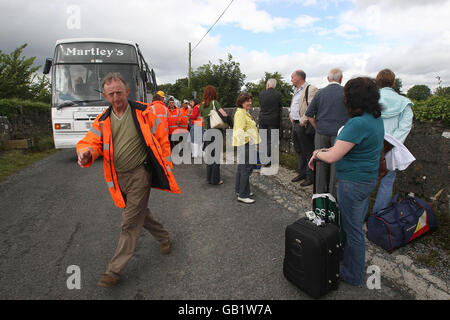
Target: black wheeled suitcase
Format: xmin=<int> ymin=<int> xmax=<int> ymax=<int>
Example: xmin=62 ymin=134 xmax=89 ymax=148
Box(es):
xmin=283 ymin=218 xmax=340 ymax=299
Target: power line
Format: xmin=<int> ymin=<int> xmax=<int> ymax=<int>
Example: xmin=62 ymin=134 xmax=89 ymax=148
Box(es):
xmin=191 ymin=0 xmax=234 ymax=54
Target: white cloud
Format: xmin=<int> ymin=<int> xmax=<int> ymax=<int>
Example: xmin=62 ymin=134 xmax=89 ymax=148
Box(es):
xmin=0 ymin=0 xmax=448 ymax=92
xmin=293 ymin=15 xmax=320 ymax=28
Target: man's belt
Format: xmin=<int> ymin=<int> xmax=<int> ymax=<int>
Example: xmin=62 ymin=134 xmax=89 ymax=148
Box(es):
xmin=293 ymin=120 xmax=300 ymax=124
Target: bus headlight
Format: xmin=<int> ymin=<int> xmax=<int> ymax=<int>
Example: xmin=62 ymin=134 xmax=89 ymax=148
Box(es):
xmin=55 ymin=123 xmax=71 ymax=130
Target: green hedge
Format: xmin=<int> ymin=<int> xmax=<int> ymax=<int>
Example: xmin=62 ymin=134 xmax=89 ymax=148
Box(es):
xmin=412 ymin=96 xmax=450 ymax=127
xmin=0 ymin=98 xmax=51 ymax=119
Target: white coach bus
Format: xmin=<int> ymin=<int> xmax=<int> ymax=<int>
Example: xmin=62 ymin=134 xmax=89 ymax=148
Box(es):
xmin=43 ymin=38 xmax=157 ymax=149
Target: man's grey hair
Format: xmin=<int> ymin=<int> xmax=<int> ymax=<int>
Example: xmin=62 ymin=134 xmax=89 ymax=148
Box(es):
xmin=266 ymin=78 xmax=277 ymax=88
xmin=102 ymin=72 xmax=129 ymax=90
xmin=295 ymin=70 xmax=306 ymax=80
xmin=328 ymin=68 xmax=343 ymax=82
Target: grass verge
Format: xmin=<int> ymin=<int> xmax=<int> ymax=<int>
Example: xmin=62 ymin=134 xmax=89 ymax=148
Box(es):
xmin=0 ymin=134 xmax=58 ymax=183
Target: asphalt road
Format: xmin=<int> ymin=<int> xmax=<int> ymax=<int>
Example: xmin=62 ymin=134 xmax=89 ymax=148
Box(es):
xmin=0 ymin=149 xmax=413 ymax=300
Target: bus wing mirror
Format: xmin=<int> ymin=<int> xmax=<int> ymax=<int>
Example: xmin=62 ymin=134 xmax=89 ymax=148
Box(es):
xmin=43 ymin=58 xmax=52 ymax=74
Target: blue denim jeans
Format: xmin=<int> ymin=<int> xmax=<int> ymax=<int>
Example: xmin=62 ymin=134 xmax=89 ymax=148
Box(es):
xmin=372 ymin=170 xmax=397 ymax=213
xmin=337 ymin=178 xmax=377 ymax=287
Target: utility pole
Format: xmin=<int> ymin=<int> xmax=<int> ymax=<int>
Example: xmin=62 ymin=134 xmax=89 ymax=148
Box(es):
xmin=188 ymin=42 xmax=192 ymax=90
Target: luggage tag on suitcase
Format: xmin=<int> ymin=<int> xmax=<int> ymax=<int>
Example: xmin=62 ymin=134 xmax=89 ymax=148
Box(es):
xmin=306 ymin=211 xmax=325 ymax=226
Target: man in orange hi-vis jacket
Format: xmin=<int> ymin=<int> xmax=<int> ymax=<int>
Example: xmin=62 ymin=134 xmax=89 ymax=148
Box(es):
xmin=178 ymin=99 xmax=191 ymax=132
xmin=167 ymin=98 xmax=181 ymax=149
xmin=76 ymin=72 xmax=181 ymax=288
xmin=137 ymin=92 xmax=169 ymax=135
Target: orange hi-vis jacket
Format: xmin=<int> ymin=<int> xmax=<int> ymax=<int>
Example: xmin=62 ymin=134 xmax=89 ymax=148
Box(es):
xmin=190 ymin=104 xmax=203 ymax=127
xmin=178 ymin=106 xmax=191 ymax=132
xmin=137 ymin=100 xmax=168 ymax=133
xmin=167 ymin=107 xmax=181 ymax=135
xmin=76 ymin=100 xmax=181 ymax=208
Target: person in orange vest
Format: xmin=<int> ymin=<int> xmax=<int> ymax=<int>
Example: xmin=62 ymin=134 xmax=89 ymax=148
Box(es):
xmin=178 ymin=99 xmax=191 ymax=133
xmin=137 ymin=92 xmax=169 ymax=135
xmin=76 ymin=72 xmax=181 ymax=288
xmin=189 ymin=98 xmax=203 ymax=158
xmin=167 ymin=98 xmax=181 ymax=149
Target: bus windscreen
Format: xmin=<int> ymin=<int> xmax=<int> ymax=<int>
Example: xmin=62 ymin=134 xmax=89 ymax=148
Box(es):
xmin=55 ymin=42 xmax=138 ymax=64
xmin=53 ymin=64 xmax=141 ymax=108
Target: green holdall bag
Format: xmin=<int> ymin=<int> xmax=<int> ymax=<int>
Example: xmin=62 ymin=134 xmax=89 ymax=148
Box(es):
xmin=310 ymin=161 xmax=346 ymax=249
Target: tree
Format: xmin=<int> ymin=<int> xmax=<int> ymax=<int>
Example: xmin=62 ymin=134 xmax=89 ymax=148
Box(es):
xmin=407 ymin=85 xmax=431 ymax=101
xmin=244 ymin=72 xmax=293 ymax=108
xmin=29 ymin=75 xmax=51 ymax=103
xmin=190 ymin=54 xmax=246 ymax=108
xmin=393 ymin=78 xmax=403 ymax=94
xmin=158 ymin=54 xmax=245 ymax=108
xmin=0 ymin=44 xmax=41 ymax=100
xmin=158 ymin=78 xmax=189 ymax=100
xmin=434 ymin=86 xmax=450 ymax=97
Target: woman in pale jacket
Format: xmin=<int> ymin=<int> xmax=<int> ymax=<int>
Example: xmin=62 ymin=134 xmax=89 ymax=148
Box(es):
xmin=371 ymin=69 xmax=414 ymax=213
xmin=233 ymin=92 xmax=260 ymax=204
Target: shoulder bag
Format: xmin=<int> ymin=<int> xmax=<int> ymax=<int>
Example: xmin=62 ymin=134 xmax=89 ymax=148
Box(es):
xmin=303 ymin=85 xmax=315 ymax=136
xmin=210 ymin=100 xmax=229 ymax=129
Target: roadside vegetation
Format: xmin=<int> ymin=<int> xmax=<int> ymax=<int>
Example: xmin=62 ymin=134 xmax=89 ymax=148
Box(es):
xmin=0 ymin=44 xmax=54 ymax=183
xmin=0 ymin=133 xmax=57 ymax=183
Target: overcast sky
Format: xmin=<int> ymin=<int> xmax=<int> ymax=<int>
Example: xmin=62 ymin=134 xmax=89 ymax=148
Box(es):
xmin=1 ymin=0 xmax=449 ymax=92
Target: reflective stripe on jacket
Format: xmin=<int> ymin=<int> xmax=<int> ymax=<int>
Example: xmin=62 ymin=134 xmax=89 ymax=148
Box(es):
xmin=76 ymin=100 xmax=181 ymax=208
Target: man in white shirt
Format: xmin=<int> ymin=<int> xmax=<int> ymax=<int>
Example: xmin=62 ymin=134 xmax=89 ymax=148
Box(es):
xmin=289 ymin=69 xmax=318 ymax=185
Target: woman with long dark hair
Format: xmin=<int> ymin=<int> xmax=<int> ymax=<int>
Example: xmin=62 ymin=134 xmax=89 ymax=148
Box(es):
xmin=199 ymin=85 xmax=227 ymax=185
xmin=308 ymin=77 xmax=384 ymax=287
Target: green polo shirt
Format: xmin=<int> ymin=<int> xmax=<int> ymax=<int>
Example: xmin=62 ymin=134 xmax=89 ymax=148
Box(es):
xmin=110 ymin=104 xmax=148 ymax=173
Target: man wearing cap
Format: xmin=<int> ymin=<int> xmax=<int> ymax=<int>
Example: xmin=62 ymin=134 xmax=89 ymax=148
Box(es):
xmin=179 ymin=100 xmax=191 ymax=132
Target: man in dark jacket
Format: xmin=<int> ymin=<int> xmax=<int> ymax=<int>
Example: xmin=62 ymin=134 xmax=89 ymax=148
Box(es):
xmin=306 ymin=68 xmax=348 ymax=197
xmin=258 ymin=78 xmax=282 ymax=167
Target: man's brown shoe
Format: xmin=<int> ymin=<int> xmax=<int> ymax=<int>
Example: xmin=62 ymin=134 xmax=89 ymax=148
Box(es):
xmin=97 ymin=273 xmax=119 ymax=288
xmin=160 ymin=239 xmax=172 ymax=254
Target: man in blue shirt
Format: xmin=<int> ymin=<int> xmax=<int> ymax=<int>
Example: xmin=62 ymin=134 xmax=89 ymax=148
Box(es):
xmin=306 ymin=68 xmax=348 ymax=196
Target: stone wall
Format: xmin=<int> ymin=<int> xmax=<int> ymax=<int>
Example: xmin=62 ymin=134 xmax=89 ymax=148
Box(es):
xmin=0 ymin=116 xmax=11 ymax=143
xmin=224 ymin=107 xmax=449 ymax=214
xmin=2 ymin=108 xmax=51 ymax=139
xmin=394 ymin=121 xmax=449 ymax=214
